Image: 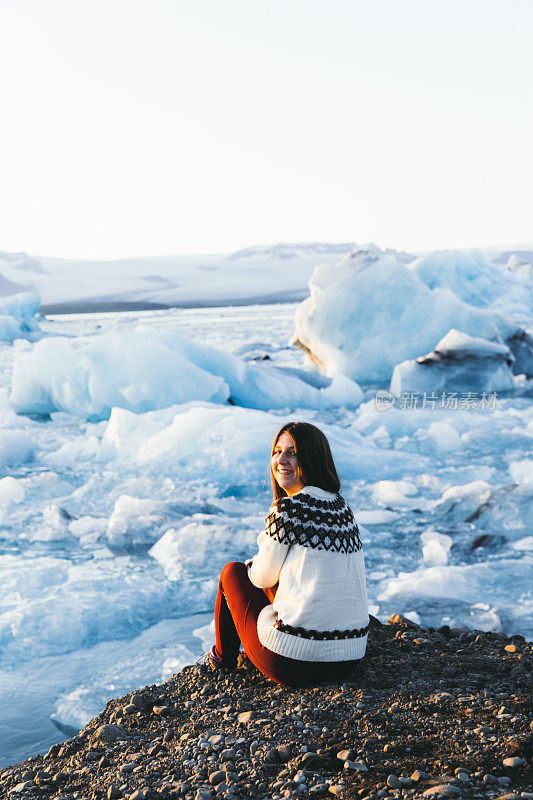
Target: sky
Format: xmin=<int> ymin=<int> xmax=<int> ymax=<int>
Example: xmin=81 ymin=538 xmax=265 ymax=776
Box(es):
xmin=0 ymin=0 xmax=532 ymax=260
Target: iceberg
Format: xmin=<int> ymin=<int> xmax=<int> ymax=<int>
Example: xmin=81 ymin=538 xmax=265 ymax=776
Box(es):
xmin=0 ymin=292 xmax=42 ymax=343
xmin=292 ymin=246 xmax=518 ymax=384
xmin=410 ymin=249 xmax=533 ymax=316
xmin=390 ymin=329 xmax=516 ymax=396
xmin=10 ymin=327 xmax=363 ymax=420
xmin=138 ymin=327 xmax=364 ymax=411
xmin=10 ymin=331 xmax=229 ymax=420
xmin=0 ymin=273 xmax=27 ymax=297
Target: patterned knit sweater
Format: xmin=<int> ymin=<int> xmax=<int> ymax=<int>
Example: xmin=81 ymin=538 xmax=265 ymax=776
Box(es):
xmin=248 ymin=485 xmax=369 ymax=662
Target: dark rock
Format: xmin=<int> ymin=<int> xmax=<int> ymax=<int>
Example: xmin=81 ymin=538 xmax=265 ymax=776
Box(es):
xmin=276 ymin=744 xmax=293 ymax=762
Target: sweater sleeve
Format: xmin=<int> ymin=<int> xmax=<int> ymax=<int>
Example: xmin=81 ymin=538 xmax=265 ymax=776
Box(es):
xmin=248 ymin=499 xmax=291 ymax=589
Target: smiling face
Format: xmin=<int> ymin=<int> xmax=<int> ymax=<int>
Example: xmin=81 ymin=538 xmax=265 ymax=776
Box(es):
xmin=271 ymin=431 xmax=305 ymax=496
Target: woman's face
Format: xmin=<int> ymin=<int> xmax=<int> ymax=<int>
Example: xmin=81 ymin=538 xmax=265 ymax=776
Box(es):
xmin=271 ymin=431 xmax=305 ymax=496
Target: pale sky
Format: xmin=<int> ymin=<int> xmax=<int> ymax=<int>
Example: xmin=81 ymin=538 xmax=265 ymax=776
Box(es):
xmin=0 ymin=0 xmax=531 ymax=260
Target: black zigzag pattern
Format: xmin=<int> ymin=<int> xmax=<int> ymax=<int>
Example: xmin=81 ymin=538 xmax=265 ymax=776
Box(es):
xmin=274 ymin=619 xmax=369 ymax=640
xmin=265 ymin=493 xmax=362 ymax=554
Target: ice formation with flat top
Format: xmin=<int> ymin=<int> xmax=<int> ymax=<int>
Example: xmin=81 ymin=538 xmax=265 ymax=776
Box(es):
xmin=390 ymin=329 xmax=517 ymax=396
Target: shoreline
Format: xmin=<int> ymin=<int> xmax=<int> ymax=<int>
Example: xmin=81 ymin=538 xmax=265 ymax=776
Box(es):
xmin=40 ymin=293 xmax=307 ymax=316
xmin=2 ymin=615 xmax=531 ymax=800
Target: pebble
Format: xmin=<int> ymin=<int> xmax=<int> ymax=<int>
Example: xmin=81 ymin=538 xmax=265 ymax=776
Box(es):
xmin=411 ymin=770 xmax=430 ymax=782
xmin=277 ymin=744 xmax=292 ymax=762
xmin=129 ymin=791 xmax=146 ymax=800
xmin=474 ymin=726 xmax=491 ymax=734
xmin=502 ymin=757 xmax=526 ymax=767
xmin=209 ymin=771 xmax=226 ymax=785
xmin=310 ymin=785 xmax=329 ymax=796
xmin=329 ymin=785 xmax=345 ymax=797
xmin=387 ymin=775 xmax=402 ymax=789
xmin=107 ymin=787 xmax=122 ymax=800
xmin=196 ymin=790 xmax=214 ymax=800
xmin=119 ymin=763 xmax=135 ymax=774
xmin=300 ymin=752 xmax=329 ymax=768
xmin=129 ymin=693 xmax=146 ymax=709
xmin=337 ymin=749 xmax=354 ymax=761
xmin=344 ymin=760 xmax=368 ymax=772
xmin=237 ymin=710 xmax=254 ymax=723
xmin=93 ymin=724 xmax=129 ymax=744
xmin=422 ymin=785 xmax=461 ymax=798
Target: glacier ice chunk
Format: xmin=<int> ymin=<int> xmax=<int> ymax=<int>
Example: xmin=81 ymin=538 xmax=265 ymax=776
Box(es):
xmin=9 ymin=327 xmax=363 ymax=421
xmin=0 ymin=292 xmax=42 ymax=343
xmin=10 ymin=331 xmax=229 ymax=419
xmin=421 ymin=529 xmax=453 ymax=566
xmin=149 ymin=516 xmax=252 ymax=581
xmin=390 ymin=329 xmax=516 ymax=395
xmin=0 ymin=477 xmax=25 ymax=504
xmin=139 ymin=327 xmax=364 ymax=411
xmin=0 ymin=430 xmax=36 ymax=468
xmin=410 ymin=248 xmax=533 ymax=315
xmin=292 ymin=245 xmax=518 ymax=383
xmin=106 ymin=495 xmax=165 ymax=547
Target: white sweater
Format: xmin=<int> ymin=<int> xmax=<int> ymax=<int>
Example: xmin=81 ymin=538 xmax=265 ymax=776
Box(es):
xmin=248 ymin=485 xmax=369 ymax=662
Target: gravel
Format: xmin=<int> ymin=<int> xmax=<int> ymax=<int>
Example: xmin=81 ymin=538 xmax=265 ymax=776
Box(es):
xmin=1 ymin=614 xmax=531 ymax=800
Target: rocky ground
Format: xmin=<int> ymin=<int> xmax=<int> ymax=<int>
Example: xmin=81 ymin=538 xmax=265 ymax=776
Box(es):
xmin=2 ymin=615 xmax=531 ymax=800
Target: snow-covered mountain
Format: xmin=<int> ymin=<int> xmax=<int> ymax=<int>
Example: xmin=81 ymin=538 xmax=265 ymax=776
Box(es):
xmin=0 ymin=242 xmax=531 ymax=313
xmin=0 ymin=243 xmax=364 ymax=311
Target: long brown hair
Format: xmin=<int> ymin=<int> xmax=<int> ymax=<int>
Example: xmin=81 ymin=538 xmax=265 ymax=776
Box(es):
xmin=271 ymin=421 xmax=341 ymax=500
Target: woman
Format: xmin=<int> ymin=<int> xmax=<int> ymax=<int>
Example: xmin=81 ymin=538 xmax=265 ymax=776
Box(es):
xmin=208 ymin=421 xmax=369 ymax=687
